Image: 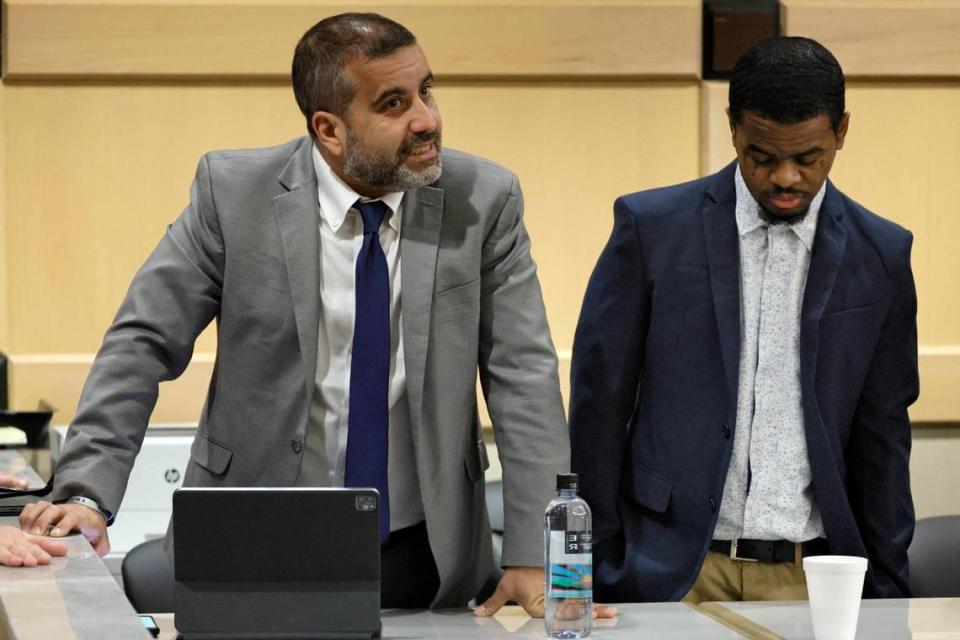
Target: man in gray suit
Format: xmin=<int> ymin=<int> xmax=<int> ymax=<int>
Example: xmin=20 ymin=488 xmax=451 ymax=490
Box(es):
xmin=18 ymin=13 xmax=574 ymax=614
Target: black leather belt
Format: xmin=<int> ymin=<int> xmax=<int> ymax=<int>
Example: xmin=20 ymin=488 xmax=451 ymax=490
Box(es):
xmin=710 ymin=537 xmax=829 ymax=565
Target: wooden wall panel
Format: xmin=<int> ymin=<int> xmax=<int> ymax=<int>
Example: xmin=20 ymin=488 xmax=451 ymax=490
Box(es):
xmin=9 ymin=354 xmax=214 ymax=425
xmin=782 ymin=0 xmax=960 ymax=78
xmin=3 ymin=0 xmax=700 ymax=79
xmin=700 ymin=81 xmax=732 ymax=176
xmin=3 ymin=84 xmax=304 ymax=353
xmin=0 ymin=85 xmax=7 ymax=350
xmin=439 ymin=81 xmax=701 ymax=351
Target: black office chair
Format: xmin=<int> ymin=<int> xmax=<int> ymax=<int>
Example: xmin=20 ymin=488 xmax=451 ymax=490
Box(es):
xmin=908 ymin=515 xmax=960 ymax=597
xmin=121 ymin=537 xmax=176 ymax=613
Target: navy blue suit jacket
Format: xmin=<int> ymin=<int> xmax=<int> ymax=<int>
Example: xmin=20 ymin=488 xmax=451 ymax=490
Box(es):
xmin=570 ymin=163 xmax=918 ymax=602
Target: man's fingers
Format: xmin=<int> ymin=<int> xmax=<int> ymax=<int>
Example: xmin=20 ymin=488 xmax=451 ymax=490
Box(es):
xmin=474 ymin=583 xmax=509 ymax=617
xmin=31 ymin=535 xmax=68 ymax=557
xmin=42 ymin=505 xmax=109 ymax=556
xmin=18 ymin=501 xmax=50 ymax=532
xmin=49 ymin=512 xmax=78 ymax=538
xmin=14 ymin=547 xmax=36 ymax=567
xmin=23 ymin=541 xmax=52 ymax=565
xmin=11 ymin=540 xmax=40 ymax=567
xmin=0 ymin=538 xmax=32 ymax=567
xmin=592 ymin=603 xmax=619 ymax=619
xmin=91 ymin=531 xmax=110 ymax=557
xmin=0 ymin=526 xmax=64 ymax=567
xmin=0 ymin=548 xmax=24 ymax=567
xmin=0 ymin=473 xmax=29 ymax=490
xmin=519 ymin=591 xmax=546 ymax=619
xmin=75 ymin=510 xmax=110 ymax=556
xmin=30 ymin=504 xmax=66 ymax=536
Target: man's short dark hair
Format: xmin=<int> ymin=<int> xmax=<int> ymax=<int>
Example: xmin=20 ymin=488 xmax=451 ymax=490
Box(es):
xmin=292 ymin=13 xmax=416 ymax=136
xmin=729 ymin=36 xmax=845 ymax=133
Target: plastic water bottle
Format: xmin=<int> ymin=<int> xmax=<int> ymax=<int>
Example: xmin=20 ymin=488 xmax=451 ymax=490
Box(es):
xmin=544 ymin=473 xmax=592 ymax=639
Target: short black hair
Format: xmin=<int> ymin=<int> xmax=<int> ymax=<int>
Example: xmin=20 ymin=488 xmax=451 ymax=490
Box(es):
xmin=729 ymin=36 xmax=845 ymax=133
xmin=292 ymin=13 xmax=417 ymax=137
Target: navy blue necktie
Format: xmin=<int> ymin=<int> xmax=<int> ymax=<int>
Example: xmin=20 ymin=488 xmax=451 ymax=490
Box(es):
xmin=345 ymin=200 xmax=391 ymax=542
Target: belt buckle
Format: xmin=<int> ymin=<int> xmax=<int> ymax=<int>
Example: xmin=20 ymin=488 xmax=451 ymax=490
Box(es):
xmin=729 ymin=539 xmax=758 ymax=562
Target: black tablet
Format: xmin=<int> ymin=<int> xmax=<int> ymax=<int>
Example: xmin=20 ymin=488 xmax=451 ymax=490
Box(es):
xmin=173 ymin=487 xmax=381 ymax=640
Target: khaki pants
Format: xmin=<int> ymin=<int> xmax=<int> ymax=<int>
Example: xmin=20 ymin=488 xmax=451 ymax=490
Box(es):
xmin=681 ymin=551 xmax=809 ymax=604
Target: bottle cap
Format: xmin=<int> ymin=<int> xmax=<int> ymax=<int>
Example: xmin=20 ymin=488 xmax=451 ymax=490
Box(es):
xmin=556 ymin=473 xmax=579 ymax=491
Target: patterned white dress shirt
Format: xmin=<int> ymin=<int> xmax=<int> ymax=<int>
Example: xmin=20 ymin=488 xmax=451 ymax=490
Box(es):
xmin=714 ymin=165 xmax=827 ymax=543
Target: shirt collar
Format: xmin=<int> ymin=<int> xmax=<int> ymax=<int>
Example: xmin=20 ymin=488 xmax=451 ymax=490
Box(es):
xmin=734 ymin=163 xmax=824 ymax=251
xmin=311 ymin=144 xmax=404 ymax=233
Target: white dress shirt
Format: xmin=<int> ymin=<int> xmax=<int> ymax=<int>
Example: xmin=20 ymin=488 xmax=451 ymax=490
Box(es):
xmin=295 ymin=145 xmax=424 ymax=532
xmin=714 ymin=165 xmax=826 ymax=543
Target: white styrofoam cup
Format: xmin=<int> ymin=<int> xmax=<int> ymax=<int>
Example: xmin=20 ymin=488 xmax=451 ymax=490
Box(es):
xmin=803 ymin=555 xmax=868 ymax=640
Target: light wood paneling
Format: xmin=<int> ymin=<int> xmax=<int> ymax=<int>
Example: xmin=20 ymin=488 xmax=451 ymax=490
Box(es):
xmin=3 ymin=0 xmax=700 ymax=79
xmin=2 ymin=81 xmax=700 ymax=354
xmin=782 ymin=0 xmax=960 ymax=78
xmin=0 ymin=85 xmax=7 ymax=349
xmin=3 ymin=84 xmax=304 ymax=354
xmin=701 ymin=81 xmax=732 ymax=176
xmin=9 ymin=353 xmax=214 ymax=424
xmin=915 ymin=349 xmax=960 ymax=422
xmin=439 ymin=81 xmax=701 ymax=350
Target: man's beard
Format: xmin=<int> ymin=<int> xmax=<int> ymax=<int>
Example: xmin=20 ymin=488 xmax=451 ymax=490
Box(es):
xmin=343 ymin=128 xmax=442 ymax=192
xmin=758 ymin=189 xmax=811 ymax=225
xmin=759 ymin=203 xmax=809 ymax=225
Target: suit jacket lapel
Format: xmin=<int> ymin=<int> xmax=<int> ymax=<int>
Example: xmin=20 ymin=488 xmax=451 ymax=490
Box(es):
xmin=702 ymin=163 xmax=742 ymax=416
xmin=800 ymin=181 xmax=848 ymax=408
xmin=400 ymin=185 xmax=443 ymax=438
xmin=273 ymin=139 xmax=321 ymax=402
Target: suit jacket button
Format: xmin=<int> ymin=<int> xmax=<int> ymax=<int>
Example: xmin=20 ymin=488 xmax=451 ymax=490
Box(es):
xmin=709 ymin=497 xmax=717 ymax=512
xmin=291 ymin=439 xmax=303 ymax=454
xmin=721 ymin=424 xmax=731 ymax=438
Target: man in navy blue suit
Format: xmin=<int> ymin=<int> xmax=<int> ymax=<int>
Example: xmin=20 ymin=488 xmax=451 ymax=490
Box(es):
xmin=570 ymin=37 xmax=918 ymax=603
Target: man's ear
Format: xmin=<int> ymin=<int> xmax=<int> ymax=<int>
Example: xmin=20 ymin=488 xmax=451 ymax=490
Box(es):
xmin=835 ymin=111 xmax=850 ymax=150
xmin=311 ymin=111 xmax=346 ymax=157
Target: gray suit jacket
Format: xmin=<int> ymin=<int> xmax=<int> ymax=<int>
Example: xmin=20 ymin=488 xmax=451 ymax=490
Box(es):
xmin=53 ymin=136 xmax=570 ymax=607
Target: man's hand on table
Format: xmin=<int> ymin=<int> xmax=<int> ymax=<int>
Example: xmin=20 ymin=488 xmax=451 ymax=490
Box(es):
xmin=0 ymin=525 xmax=68 ymax=567
xmin=0 ymin=473 xmax=29 ymax=490
xmin=473 ymin=566 xmax=618 ymax=619
xmin=18 ymin=501 xmax=111 ymax=556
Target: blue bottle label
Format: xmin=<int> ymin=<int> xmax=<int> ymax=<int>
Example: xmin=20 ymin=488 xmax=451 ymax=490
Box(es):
xmin=548 ymin=531 xmax=592 ymax=598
